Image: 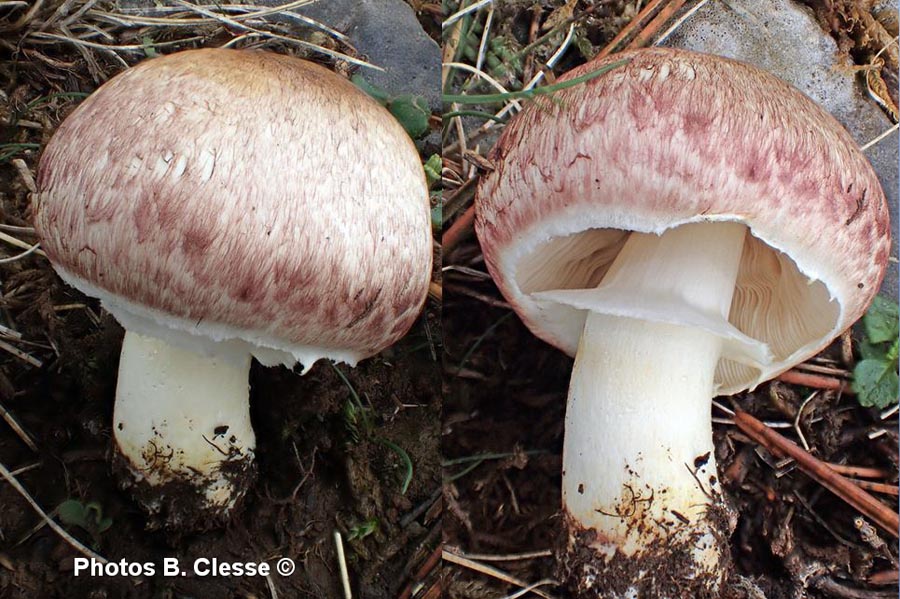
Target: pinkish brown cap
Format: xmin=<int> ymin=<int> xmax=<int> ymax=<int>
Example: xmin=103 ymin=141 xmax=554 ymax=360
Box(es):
xmin=476 ymin=48 xmax=890 ymax=394
xmin=36 ymin=48 xmax=431 ymax=369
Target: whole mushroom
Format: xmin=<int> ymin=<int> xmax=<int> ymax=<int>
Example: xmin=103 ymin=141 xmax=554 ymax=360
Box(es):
xmin=35 ymin=48 xmax=432 ymax=527
xmin=475 ymin=48 xmax=890 ymax=597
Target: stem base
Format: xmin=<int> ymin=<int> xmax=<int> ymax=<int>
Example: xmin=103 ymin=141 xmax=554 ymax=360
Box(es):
xmin=559 ymin=504 xmax=731 ymax=599
xmin=113 ymin=331 xmax=256 ymax=528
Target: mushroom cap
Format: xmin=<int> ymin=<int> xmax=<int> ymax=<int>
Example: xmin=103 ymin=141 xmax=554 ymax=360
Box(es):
xmin=36 ymin=48 xmax=432 ymax=368
xmin=475 ymin=48 xmax=890 ymax=394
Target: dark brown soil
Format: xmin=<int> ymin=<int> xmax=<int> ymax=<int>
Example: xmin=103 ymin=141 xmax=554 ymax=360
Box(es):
xmin=0 ymin=4 xmax=442 ymax=597
xmin=558 ymin=504 xmax=732 ymax=598
xmin=442 ymin=283 xmax=570 ymax=593
xmin=0 ymin=304 xmax=440 ymax=599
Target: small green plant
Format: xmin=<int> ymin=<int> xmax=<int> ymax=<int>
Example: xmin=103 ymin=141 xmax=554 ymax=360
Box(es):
xmin=461 ymin=35 xmax=522 ymax=82
xmin=140 ymin=35 xmax=159 ymax=58
xmin=352 ymin=76 xmax=431 ymax=139
xmin=331 ymin=362 xmax=373 ymax=445
xmin=424 ymin=154 xmax=441 ymax=188
xmin=23 ymin=92 xmax=91 ymax=112
xmin=58 ymin=499 xmax=113 ymax=546
xmin=342 ymin=398 xmax=366 ymax=444
xmin=852 ymin=295 xmax=899 ymax=408
xmin=379 ymin=438 xmax=414 ymax=495
xmin=331 ymin=363 xmax=414 ymax=495
xmin=0 ymin=143 xmax=40 ymax=164
xmin=442 ymin=57 xmax=630 ymax=105
xmin=347 ymin=517 xmax=379 ymax=541
xmin=388 ymin=95 xmax=430 ymax=139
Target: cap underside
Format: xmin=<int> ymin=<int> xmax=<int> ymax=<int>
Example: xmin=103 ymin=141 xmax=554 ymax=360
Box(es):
xmin=505 ymin=216 xmax=840 ymax=395
xmin=54 ymin=265 xmax=363 ymax=373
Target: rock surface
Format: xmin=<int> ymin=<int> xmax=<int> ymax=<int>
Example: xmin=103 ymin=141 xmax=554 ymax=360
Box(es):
xmin=289 ymin=0 xmax=441 ymax=113
xmin=117 ymin=0 xmax=439 ymax=121
xmin=661 ymin=0 xmax=898 ymax=299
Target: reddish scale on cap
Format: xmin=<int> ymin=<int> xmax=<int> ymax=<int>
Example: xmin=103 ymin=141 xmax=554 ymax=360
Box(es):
xmin=36 ymin=48 xmax=431 ymax=360
xmin=476 ymin=48 xmax=889 ymax=363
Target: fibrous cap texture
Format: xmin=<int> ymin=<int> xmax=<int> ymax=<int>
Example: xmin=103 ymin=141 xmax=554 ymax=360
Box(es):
xmin=475 ymin=48 xmax=890 ymax=394
xmin=36 ymin=48 xmax=432 ymax=369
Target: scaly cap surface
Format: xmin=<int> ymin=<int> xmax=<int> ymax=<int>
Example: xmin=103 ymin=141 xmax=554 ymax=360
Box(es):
xmin=476 ymin=48 xmax=890 ymax=393
xmin=36 ymin=48 xmax=432 ymax=368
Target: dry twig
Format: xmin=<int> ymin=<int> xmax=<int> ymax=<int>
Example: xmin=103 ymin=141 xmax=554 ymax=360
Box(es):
xmin=734 ymin=410 xmax=899 ymax=538
xmin=777 ymin=369 xmax=853 ymax=394
xmin=0 ymin=400 xmax=38 ymax=452
xmin=443 ymin=549 xmax=559 ymax=599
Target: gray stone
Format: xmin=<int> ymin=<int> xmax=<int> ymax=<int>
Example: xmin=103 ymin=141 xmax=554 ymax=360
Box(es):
xmin=279 ymin=0 xmax=441 ymax=114
xmin=118 ymin=0 xmax=439 ymax=142
xmin=290 ymin=0 xmax=441 ymax=152
xmin=661 ymin=0 xmax=898 ymax=299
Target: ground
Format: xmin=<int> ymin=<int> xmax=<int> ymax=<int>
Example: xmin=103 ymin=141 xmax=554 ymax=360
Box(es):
xmin=443 ymin=299 xmax=899 ymax=597
xmin=0 ymin=2 xmax=442 ymax=598
xmin=441 ymin=1 xmax=898 ymax=598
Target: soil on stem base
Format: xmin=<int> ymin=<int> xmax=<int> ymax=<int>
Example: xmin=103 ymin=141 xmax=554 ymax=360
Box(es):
xmin=558 ymin=504 xmax=733 ymax=599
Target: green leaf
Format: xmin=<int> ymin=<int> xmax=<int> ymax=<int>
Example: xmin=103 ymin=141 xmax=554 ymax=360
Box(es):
xmin=58 ymin=499 xmax=114 ymax=536
xmin=141 ymin=36 xmax=159 ymax=58
xmin=863 ymin=295 xmax=899 ymax=344
xmin=424 ymin=154 xmax=441 ymax=188
xmin=350 ymin=76 xmax=431 ymax=139
xmin=58 ymin=500 xmax=87 ymax=527
xmin=97 ymin=518 xmax=113 ymax=533
xmin=859 ymin=338 xmax=885 ymax=361
xmin=852 ymin=358 xmax=899 ymax=408
xmin=389 ymin=95 xmax=430 ymax=139
xmin=347 ymin=518 xmax=379 ymax=541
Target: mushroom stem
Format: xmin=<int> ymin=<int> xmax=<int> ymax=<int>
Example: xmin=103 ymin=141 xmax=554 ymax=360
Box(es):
xmin=557 ymin=221 xmax=747 ymax=596
xmin=113 ymin=331 xmax=255 ymax=521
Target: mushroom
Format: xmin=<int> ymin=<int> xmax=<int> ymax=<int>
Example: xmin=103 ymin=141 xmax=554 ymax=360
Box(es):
xmin=475 ymin=48 xmax=890 ymax=597
xmin=35 ymin=48 xmax=432 ymax=527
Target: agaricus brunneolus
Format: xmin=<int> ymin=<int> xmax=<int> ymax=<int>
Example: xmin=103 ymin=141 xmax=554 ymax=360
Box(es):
xmin=35 ymin=48 xmax=432 ymax=527
xmin=475 ymin=48 xmax=890 ymax=597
